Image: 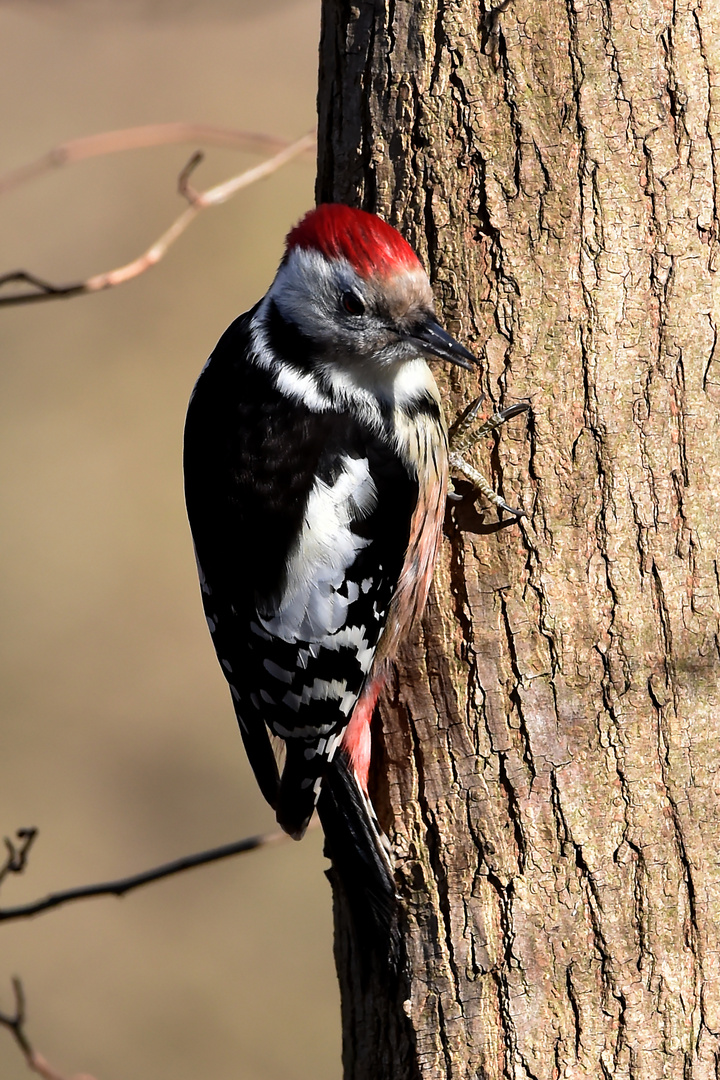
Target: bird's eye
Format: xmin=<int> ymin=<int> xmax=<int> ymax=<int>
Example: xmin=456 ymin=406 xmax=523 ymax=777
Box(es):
xmin=341 ymin=291 xmax=365 ymax=316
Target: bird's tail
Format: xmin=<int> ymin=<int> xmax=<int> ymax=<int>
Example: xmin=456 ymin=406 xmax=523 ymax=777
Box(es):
xmin=317 ymin=751 xmax=400 ymax=966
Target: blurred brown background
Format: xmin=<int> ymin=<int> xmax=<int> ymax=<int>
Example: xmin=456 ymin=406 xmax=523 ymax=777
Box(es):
xmin=0 ymin=3 xmax=340 ymax=1078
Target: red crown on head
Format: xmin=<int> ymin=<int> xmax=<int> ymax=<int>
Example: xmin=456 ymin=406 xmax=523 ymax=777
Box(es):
xmin=285 ymin=204 xmax=422 ymax=280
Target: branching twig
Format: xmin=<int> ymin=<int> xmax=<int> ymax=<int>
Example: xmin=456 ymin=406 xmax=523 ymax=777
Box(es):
xmin=0 ymin=130 xmax=315 ymax=308
xmin=0 ymin=977 xmax=97 ymax=1080
xmin=0 ymin=821 xmax=317 ymax=1072
xmin=0 ymin=829 xmax=38 ymax=891
xmin=0 ymin=829 xmax=291 ymax=923
xmin=0 ymin=122 xmax=314 ymax=198
xmin=0 ymin=978 xmax=32 ymax=1059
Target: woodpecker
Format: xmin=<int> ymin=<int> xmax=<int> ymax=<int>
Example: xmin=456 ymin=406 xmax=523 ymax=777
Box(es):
xmin=184 ymin=204 xmax=525 ymax=938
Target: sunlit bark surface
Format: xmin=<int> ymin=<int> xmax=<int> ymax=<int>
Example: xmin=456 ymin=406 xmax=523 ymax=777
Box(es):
xmin=317 ymin=1 xmax=720 ymax=1077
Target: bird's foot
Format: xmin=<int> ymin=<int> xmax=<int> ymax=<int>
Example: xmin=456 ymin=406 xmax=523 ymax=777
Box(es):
xmin=448 ymin=397 xmax=529 ymax=519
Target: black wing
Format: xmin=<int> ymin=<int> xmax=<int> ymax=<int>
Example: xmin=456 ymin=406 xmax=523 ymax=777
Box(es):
xmin=183 ymin=310 xmax=418 ymax=831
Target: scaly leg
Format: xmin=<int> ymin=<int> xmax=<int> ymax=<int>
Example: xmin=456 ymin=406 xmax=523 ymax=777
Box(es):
xmin=448 ymin=398 xmax=530 ymax=518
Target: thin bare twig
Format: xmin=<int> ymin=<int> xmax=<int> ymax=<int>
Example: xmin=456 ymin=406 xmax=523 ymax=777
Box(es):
xmin=0 ymin=273 xmax=86 ymax=305
xmin=0 ymin=820 xmax=317 ymax=1073
xmin=0 ymin=130 xmax=315 ymax=308
xmin=0 ymin=122 xmax=314 ymax=198
xmin=0 ymin=830 xmax=38 ymax=890
xmin=0 ymin=977 xmax=97 ymax=1080
xmin=0 ymin=829 xmax=290 ymax=923
xmin=0 ymin=979 xmax=32 ymax=1059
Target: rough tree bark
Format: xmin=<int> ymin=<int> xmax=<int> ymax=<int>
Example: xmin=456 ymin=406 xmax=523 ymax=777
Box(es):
xmin=317 ymin=1 xmax=720 ymax=1078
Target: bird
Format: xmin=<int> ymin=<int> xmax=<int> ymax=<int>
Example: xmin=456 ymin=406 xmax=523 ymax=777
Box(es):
xmin=183 ymin=203 xmax=526 ymax=944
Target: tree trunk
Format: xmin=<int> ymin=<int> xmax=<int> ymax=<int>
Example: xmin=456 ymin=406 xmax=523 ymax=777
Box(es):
xmin=317 ymin=0 xmax=720 ymax=1077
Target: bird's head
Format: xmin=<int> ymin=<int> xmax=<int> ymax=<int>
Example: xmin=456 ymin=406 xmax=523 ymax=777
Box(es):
xmin=266 ymin=204 xmax=478 ymax=375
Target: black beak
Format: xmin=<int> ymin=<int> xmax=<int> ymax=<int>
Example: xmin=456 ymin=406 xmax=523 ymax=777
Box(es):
xmin=406 ymin=317 xmax=479 ymax=371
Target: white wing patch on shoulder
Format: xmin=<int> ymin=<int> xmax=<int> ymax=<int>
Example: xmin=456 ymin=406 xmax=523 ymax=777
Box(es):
xmin=258 ymin=454 xmax=376 ymax=644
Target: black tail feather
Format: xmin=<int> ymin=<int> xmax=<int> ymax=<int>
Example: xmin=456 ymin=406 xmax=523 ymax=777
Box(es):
xmin=317 ymin=753 xmax=401 ymax=969
xmin=275 ymin=741 xmax=321 ymax=840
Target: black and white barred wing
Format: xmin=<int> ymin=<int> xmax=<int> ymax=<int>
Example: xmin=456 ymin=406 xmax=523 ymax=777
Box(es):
xmin=184 ymin=317 xmax=416 ymax=836
xmin=247 ymin=450 xmax=407 ymax=837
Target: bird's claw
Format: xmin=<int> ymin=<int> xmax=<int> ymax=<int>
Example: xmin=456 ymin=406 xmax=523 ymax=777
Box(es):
xmin=448 ymin=397 xmax=529 ymax=519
